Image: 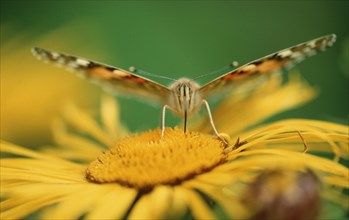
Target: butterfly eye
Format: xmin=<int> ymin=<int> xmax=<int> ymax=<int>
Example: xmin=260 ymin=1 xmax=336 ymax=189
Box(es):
xmin=177 ymin=85 xmax=182 ymax=93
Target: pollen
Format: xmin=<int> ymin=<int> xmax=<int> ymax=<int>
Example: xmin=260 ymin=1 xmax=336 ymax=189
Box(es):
xmin=86 ymin=127 xmax=227 ymax=191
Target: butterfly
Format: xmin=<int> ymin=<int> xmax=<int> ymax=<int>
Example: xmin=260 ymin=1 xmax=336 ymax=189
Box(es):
xmin=32 ymin=34 xmax=336 ymax=144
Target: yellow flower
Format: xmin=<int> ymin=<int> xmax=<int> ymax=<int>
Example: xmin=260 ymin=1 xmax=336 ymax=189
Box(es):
xmin=1 ymin=73 xmax=348 ymax=219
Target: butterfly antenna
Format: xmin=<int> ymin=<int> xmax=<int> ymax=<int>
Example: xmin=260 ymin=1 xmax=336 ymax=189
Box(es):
xmin=191 ymin=61 xmax=239 ymax=81
xmin=129 ymin=66 xmax=177 ymax=82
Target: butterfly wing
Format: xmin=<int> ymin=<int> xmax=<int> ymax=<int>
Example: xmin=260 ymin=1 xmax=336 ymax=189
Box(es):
xmin=199 ymin=34 xmax=336 ymax=98
xmin=32 ymin=47 xmax=171 ymax=104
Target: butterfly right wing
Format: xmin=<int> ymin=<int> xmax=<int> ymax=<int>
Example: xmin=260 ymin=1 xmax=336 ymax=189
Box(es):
xmin=32 ymin=47 xmax=171 ymax=105
xmin=199 ymin=34 xmax=336 ymax=98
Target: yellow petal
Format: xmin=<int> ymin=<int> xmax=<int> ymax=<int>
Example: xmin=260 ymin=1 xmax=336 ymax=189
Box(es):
xmin=0 ymin=141 xmax=80 ymax=167
xmin=2 ymin=184 xmax=90 ymax=219
xmin=1 ymin=196 xmax=61 ymax=219
xmin=228 ymin=149 xmax=348 ymax=180
xmin=62 ymin=102 xmax=113 ymax=146
xmin=128 ymin=186 xmax=173 ymax=219
xmin=1 ymin=167 xmax=84 ymax=183
xmin=234 ymin=119 xmax=348 ymax=160
xmin=194 ymin=171 xmax=237 ymax=186
xmin=100 ymin=95 xmax=128 ymax=140
xmin=185 ymin=180 xmax=249 ymax=219
xmin=169 ymin=187 xmax=188 ymax=219
xmin=41 ymin=185 xmax=106 ymax=219
xmin=50 ymin=118 xmax=104 ymax=161
xmin=85 ymin=185 xmax=137 ymax=220
xmin=1 ymin=158 xmax=84 ymax=171
xmin=176 ymin=187 xmax=216 ymax=219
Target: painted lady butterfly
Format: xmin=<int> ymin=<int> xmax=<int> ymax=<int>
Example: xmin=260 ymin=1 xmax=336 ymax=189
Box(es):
xmin=32 ymin=34 xmax=336 ymax=143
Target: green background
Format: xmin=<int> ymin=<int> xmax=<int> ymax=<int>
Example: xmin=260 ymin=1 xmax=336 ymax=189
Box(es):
xmin=1 ymin=0 xmax=348 ymax=145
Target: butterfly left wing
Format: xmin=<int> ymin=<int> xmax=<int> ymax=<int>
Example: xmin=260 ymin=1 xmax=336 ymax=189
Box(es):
xmin=32 ymin=47 xmax=172 ymax=105
xmin=199 ymin=34 xmax=336 ymax=98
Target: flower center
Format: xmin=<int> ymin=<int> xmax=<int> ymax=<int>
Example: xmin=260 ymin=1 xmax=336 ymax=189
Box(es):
xmin=86 ymin=128 xmax=227 ymax=190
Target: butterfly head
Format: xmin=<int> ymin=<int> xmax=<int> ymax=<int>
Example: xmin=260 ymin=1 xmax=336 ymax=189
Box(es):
xmin=169 ymin=78 xmax=201 ymax=117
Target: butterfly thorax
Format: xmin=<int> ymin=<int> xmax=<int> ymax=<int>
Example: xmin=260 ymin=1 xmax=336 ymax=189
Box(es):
xmin=168 ymin=78 xmax=202 ymax=117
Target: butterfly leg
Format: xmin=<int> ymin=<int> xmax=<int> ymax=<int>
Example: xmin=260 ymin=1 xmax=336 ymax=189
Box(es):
xmin=161 ymin=105 xmax=171 ymax=136
xmin=162 ymin=105 xmax=183 ymax=136
xmin=202 ymin=100 xmax=228 ymax=145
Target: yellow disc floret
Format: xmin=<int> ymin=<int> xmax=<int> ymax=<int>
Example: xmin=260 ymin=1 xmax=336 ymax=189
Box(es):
xmin=86 ymin=128 xmax=226 ymax=191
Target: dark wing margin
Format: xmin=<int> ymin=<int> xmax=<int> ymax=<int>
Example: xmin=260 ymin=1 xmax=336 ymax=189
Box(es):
xmin=199 ymin=34 xmax=336 ymax=98
xmin=31 ymin=47 xmax=171 ymax=104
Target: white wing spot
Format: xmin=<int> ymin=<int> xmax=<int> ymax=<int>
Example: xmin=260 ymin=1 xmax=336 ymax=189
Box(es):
xmin=241 ymin=64 xmax=256 ymax=72
xmin=56 ymin=57 xmax=65 ymax=64
xmin=307 ymin=40 xmax=316 ymax=48
xmin=278 ymin=50 xmax=293 ymax=58
xmin=76 ymin=58 xmax=90 ymax=66
xmin=303 ymin=47 xmax=316 ymax=56
xmin=290 ymin=51 xmax=305 ymax=62
xmin=51 ymin=52 xmax=60 ymax=59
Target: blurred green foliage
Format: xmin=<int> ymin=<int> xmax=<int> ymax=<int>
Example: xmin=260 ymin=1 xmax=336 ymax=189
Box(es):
xmin=1 ymin=1 xmax=348 ymax=146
